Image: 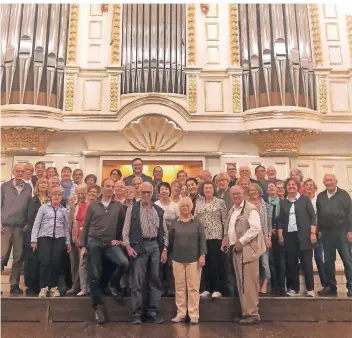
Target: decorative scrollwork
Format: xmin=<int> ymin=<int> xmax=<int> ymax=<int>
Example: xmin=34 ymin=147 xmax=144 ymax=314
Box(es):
xmin=111 ymin=4 xmax=121 ymax=64
xmin=347 ymin=16 xmax=352 ymax=65
xmin=319 ymin=77 xmax=328 ymax=114
xmin=200 ymin=4 xmax=209 ymax=15
xmin=65 ymin=74 xmax=74 ymax=111
xmin=187 ymin=4 xmax=196 ymax=66
xmin=229 ymin=4 xmax=240 ymax=66
xmin=309 ymin=4 xmax=323 ymax=66
xmin=109 ymin=73 xmax=119 ymax=112
xmin=188 ymin=76 xmax=197 ymax=113
xmin=232 ymin=76 xmax=241 ymax=113
xmin=67 ymin=4 xmax=79 ymax=64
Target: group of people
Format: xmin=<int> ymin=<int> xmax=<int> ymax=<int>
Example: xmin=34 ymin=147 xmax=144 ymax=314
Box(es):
xmin=1 ymin=158 xmax=352 ymax=326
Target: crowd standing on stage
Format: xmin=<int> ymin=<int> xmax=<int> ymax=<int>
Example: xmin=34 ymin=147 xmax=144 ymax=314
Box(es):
xmin=1 ymin=159 xmax=352 ymax=325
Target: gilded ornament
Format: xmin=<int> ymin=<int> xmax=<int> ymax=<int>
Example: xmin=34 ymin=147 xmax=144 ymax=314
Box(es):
xmin=188 ymin=76 xmax=197 ymax=113
xmin=200 ymin=4 xmax=209 ymax=15
xmin=347 ymin=16 xmax=352 ymax=64
xmin=67 ymin=4 xmax=79 ymax=64
xmin=123 ymin=115 xmax=183 ymax=152
xmin=249 ymin=129 xmax=320 ymax=156
xmin=187 ymin=4 xmax=196 ymax=66
xmin=101 ymin=4 xmax=109 ymax=13
xmin=65 ymin=74 xmax=74 ymax=111
xmin=111 ymin=4 xmax=121 ymax=64
xmin=110 ymin=73 xmax=119 ymax=112
xmin=319 ymin=77 xmax=328 ymax=114
xmin=229 ymin=4 xmax=240 ymax=66
xmin=232 ymin=76 xmax=241 ymax=113
xmin=308 ymin=4 xmax=323 ymax=66
xmin=1 ymin=128 xmax=55 ymax=155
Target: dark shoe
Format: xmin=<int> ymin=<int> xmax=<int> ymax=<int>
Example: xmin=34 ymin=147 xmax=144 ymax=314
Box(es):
xmin=148 ymin=314 xmax=164 ymax=324
xmin=239 ymin=316 xmax=260 ymax=325
xmin=259 ymin=292 xmax=268 ymax=297
xmin=234 ymin=315 xmax=246 ymax=323
xmin=94 ymin=305 xmax=106 ymax=324
xmin=10 ymin=285 xmax=23 ymax=294
xmin=25 ymin=288 xmax=37 ymax=296
xmin=317 ymin=286 xmax=337 ymax=296
xmin=131 ymin=315 xmax=142 ymax=324
xmin=279 ymin=288 xmax=287 ymax=297
xmin=347 ymin=289 xmax=352 ymax=297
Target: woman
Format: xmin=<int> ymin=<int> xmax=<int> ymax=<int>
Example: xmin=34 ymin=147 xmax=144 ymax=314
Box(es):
xmin=110 ymin=169 xmax=122 ymax=183
xmin=84 ymin=174 xmax=97 ymax=189
xmin=31 ymin=186 xmax=71 ymax=298
xmin=194 ymin=181 xmax=228 ymax=299
xmin=278 ymin=178 xmax=317 ymax=297
xmin=215 ymin=173 xmax=233 ymax=212
xmin=248 ymin=183 xmax=272 ymax=295
xmin=304 ymin=178 xmax=327 ymax=289
xmin=170 ymin=180 xmax=182 ymax=203
xmin=169 ymin=197 xmax=206 ymax=324
xmin=236 ymin=177 xmax=250 ymax=200
xmin=60 ymin=166 xmax=75 ymax=201
xmin=155 ymin=182 xmax=178 ymax=296
xmin=290 ymin=168 xmax=305 ymax=195
xmin=74 ymin=184 xmax=101 ymax=296
xmin=275 ymin=180 xmax=286 ymax=200
xmin=46 ymin=167 xmax=59 ymax=179
xmin=114 ymin=180 xmax=126 ymax=203
xmin=124 ymin=185 xmax=134 ymax=208
xmin=267 ymin=182 xmax=286 ymax=296
xmin=132 ymin=176 xmax=142 ymax=201
xmin=25 ymin=178 xmax=50 ymax=295
xmin=176 ymin=170 xmax=188 ymax=186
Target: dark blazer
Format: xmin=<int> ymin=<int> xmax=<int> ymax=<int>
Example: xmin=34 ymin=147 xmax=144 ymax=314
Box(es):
xmin=123 ymin=173 xmax=153 ymax=186
xmin=278 ymin=194 xmax=316 ymax=251
xmin=25 ymin=195 xmax=42 ymax=247
xmin=31 ymin=175 xmax=38 ymax=187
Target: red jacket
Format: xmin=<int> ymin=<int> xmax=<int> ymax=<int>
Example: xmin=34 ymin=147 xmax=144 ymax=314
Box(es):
xmin=76 ymin=202 xmax=88 ymax=238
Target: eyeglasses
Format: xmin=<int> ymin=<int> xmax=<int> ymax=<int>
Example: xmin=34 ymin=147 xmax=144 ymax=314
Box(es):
xmin=140 ymin=191 xmax=152 ymax=194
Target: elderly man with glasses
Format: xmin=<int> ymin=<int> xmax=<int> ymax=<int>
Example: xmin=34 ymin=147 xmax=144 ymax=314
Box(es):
xmin=123 ymin=182 xmax=169 ymax=324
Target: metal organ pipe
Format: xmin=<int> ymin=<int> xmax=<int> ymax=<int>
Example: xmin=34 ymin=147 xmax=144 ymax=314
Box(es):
xmin=0 ymin=4 xmax=11 ymax=85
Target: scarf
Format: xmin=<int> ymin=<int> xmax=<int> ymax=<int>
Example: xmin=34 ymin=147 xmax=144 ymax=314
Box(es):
xmin=60 ymin=180 xmax=73 ymax=200
xmin=268 ymin=195 xmax=280 ymax=218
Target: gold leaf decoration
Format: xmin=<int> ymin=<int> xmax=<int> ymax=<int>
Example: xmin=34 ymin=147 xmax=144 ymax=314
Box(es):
xmin=319 ymin=77 xmax=328 ymax=114
xmin=110 ymin=73 xmax=119 ymax=112
xmin=309 ymin=4 xmax=323 ymax=66
xmin=67 ymin=4 xmax=79 ymax=64
xmin=232 ymin=75 xmax=241 ymax=113
xmin=111 ymin=4 xmax=121 ymax=64
xmin=187 ymin=4 xmax=196 ymax=66
xmin=188 ymin=76 xmax=197 ymax=113
xmin=347 ymin=15 xmax=352 ymax=65
xmin=229 ymin=4 xmax=240 ymax=66
xmin=65 ymin=74 xmax=74 ymax=111
xmin=200 ymin=4 xmax=209 ymax=15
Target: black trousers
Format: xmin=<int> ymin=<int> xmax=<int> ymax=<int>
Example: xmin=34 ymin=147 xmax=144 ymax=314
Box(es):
xmin=24 ymin=247 xmax=40 ymax=292
xmin=285 ymin=232 xmax=314 ymax=292
xmin=37 ymin=237 xmax=66 ymax=289
xmin=202 ymin=239 xmax=226 ymax=294
xmin=270 ymin=235 xmax=286 ymax=291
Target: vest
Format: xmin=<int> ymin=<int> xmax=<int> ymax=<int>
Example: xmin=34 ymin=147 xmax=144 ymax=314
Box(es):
xmin=231 ymin=200 xmax=266 ymax=263
xmin=129 ymin=201 xmax=165 ymax=254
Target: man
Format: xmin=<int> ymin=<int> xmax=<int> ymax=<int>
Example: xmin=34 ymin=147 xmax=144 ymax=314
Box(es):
xmin=239 ymin=166 xmax=268 ymax=202
xmin=31 ymin=161 xmax=46 ymax=187
xmin=202 ymin=170 xmax=212 ymax=182
xmin=72 ymin=169 xmax=84 ymax=185
xmin=186 ymin=178 xmax=199 ymax=215
xmin=1 ymin=163 xmax=32 ymax=294
xmin=123 ymin=182 xmax=168 ymax=324
xmin=152 ymin=166 xmax=163 ymax=200
xmin=266 ymin=165 xmax=277 ymax=183
xmin=110 ymin=169 xmax=122 ymax=183
xmin=227 ymin=163 xmax=237 ymax=188
xmin=123 ymin=158 xmax=153 ymax=186
xmin=221 ymin=185 xmax=265 ymax=325
xmin=80 ymin=178 xmax=129 ymax=324
xmin=254 ymin=165 xmax=269 ymax=193
xmin=316 ymin=174 xmax=352 ymax=297
xmin=23 ymin=163 xmax=34 ymax=191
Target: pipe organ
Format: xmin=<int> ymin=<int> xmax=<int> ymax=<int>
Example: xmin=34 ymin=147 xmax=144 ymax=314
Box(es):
xmin=239 ymin=4 xmax=315 ymax=110
xmin=0 ymin=4 xmax=69 ymax=108
xmin=121 ymin=4 xmax=186 ymax=95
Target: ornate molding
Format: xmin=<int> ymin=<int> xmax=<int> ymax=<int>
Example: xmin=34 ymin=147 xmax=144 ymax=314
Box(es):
xmin=67 ymin=4 xmax=79 ymax=64
xmin=229 ymin=4 xmax=240 ymax=67
xmin=200 ymin=4 xmax=209 ymax=15
xmin=101 ymin=4 xmax=109 ymax=13
xmin=109 ymin=73 xmax=119 ymax=112
xmin=319 ymin=77 xmax=328 ymax=114
xmin=65 ymin=74 xmax=75 ymax=111
xmin=123 ymin=115 xmax=183 ymax=152
xmin=309 ymin=4 xmax=323 ymax=66
xmin=347 ymin=15 xmax=352 ymax=64
xmin=111 ymin=4 xmax=121 ymax=65
xmin=187 ymin=4 xmax=196 ymax=66
xmin=249 ymin=129 xmax=320 ymax=157
xmin=187 ymin=76 xmax=197 ymax=113
xmin=1 ymin=128 xmax=56 ymax=155
xmin=232 ymin=75 xmax=241 ymax=113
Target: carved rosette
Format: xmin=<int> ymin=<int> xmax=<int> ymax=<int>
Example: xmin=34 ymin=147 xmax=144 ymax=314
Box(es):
xmin=187 ymin=4 xmax=196 ymax=66
xmin=1 ymin=128 xmax=56 ymax=155
xmin=319 ymin=77 xmax=328 ymax=114
xmin=232 ymin=76 xmax=241 ymax=113
xmin=347 ymin=16 xmax=352 ymax=64
xmin=229 ymin=4 xmax=240 ymax=66
xmin=308 ymin=4 xmax=323 ymax=66
xmin=65 ymin=74 xmax=75 ymax=111
xmin=111 ymin=4 xmax=121 ymax=64
xmin=67 ymin=4 xmax=79 ymax=64
xmin=200 ymin=4 xmax=209 ymax=15
xmin=187 ymin=76 xmax=197 ymax=113
xmin=109 ymin=73 xmax=119 ymax=112
xmin=249 ymin=129 xmax=320 ymax=157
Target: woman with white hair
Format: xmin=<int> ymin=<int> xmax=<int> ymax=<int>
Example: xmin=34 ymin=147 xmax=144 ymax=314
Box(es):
xmin=31 ymin=186 xmax=71 ymax=298
xmin=169 ymin=196 xmax=207 ymax=325
xmin=290 ymin=168 xmax=305 ymax=195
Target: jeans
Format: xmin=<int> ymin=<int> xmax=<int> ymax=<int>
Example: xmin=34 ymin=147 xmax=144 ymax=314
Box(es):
xmin=79 ymin=254 xmax=88 ymax=291
xmin=159 ymin=253 xmax=175 ymax=295
xmin=24 ymin=247 xmax=40 ymax=292
xmin=224 ymin=251 xmax=237 ymax=296
xmin=321 ymin=229 xmax=352 ymax=290
xmin=259 ymin=250 xmax=271 ymax=281
xmin=314 ymin=241 xmax=327 ymax=287
xmin=131 ymin=240 xmax=162 ymax=317
xmin=270 ymin=236 xmax=286 ymax=291
xmin=87 ymin=238 xmax=129 ymax=306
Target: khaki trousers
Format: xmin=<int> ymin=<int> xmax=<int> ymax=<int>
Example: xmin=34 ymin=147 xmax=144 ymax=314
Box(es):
xmin=1 ymin=226 xmax=24 ymax=286
xmin=233 ymin=252 xmax=260 ymax=319
xmin=173 ymin=261 xmax=202 ymax=320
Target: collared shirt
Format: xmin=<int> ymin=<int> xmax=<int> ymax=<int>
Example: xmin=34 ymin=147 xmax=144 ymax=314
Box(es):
xmin=123 ymin=202 xmax=169 ymax=247
xmin=327 ymin=187 xmax=338 ymax=199
xmin=227 ymin=200 xmax=261 ymax=246
xmin=12 ymin=179 xmax=24 ymax=195
xmin=24 ymin=179 xmax=34 ymax=192
xmin=310 ymin=195 xmax=317 ymax=213
xmin=288 ymin=193 xmax=300 ymax=232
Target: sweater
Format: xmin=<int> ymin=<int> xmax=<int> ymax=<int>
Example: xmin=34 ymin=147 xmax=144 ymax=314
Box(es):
xmin=316 ymin=187 xmax=352 ymax=232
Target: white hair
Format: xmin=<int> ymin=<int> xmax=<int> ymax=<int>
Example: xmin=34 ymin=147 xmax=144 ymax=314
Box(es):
xmin=140 ymin=181 xmax=154 ymax=194
xmin=177 ymin=196 xmax=193 ymax=213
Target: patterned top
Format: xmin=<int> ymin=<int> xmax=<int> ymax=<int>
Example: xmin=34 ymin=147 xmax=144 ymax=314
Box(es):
xmin=194 ymin=196 xmax=228 ymax=240
xmin=251 ymin=198 xmax=272 ymax=239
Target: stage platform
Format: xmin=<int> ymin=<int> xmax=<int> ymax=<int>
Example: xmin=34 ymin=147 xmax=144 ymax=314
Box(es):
xmin=1 ymin=295 xmax=351 ymax=324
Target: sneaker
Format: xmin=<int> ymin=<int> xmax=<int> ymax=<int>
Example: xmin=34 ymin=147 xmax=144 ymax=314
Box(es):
xmin=211 ymin=291 xmax=222 ymax=299
xmin=148 ymin=314 xmax=164 ymax=324
xmin=39 ymin=287 xmax=49 ymax=298
xmin=306 ymin=290 xmax=315 ymax=297
xmin=317 ymin=286 xmax=337 ymax=297
xmin=131 ymin=315 xmax=142 ymax=324
xmin=66 ymin=288 xmax=78 ymax=296
xmin=77 ymin=289 xmax=87 ymax=296
xmin=234 ymin=315 xmax=246 ymax=323
xmin=50 ymin=287 xmax=61 ymax=297
xmin=200 ymin=291 xmax=211 ymax=298
xmin=94 ymin=305 xmax=106 ymax=324
xmin=190 ymin=318 xmax=199 ymax=325
xmin=10 ymin=285 xmax=23 ymax=295
xmin=286 ymin=290 xmax=300 ymax=297
xmin=239 ymin=316 xmax=260 ymax=325
xmin=171 ymin=316 xmax=186 ymax=323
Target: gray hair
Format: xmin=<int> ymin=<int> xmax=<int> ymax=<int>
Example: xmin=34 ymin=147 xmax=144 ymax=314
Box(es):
xmin=290 ymin=168 xmax=304 ymax=182
xmin=178 ymin=196 xmax=193 ymax=214
xmin=51 ymin=186 xmax=64 ymax=196
xmin=75 ymin=184 xmax=87 ymax=194
xmin=132 ymin=176 xmax=143 ymax=184
xmin=140 ymin=181 xmax=154 ymax=194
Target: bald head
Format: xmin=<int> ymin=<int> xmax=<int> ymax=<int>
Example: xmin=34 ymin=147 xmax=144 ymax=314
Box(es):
xmin=239 ymin=166 xmax=251 ymax=179
xmin=230 ymin=185 xmax=245 ymax=206
xmin=323 ymin=173 xmax=338 ymax=193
